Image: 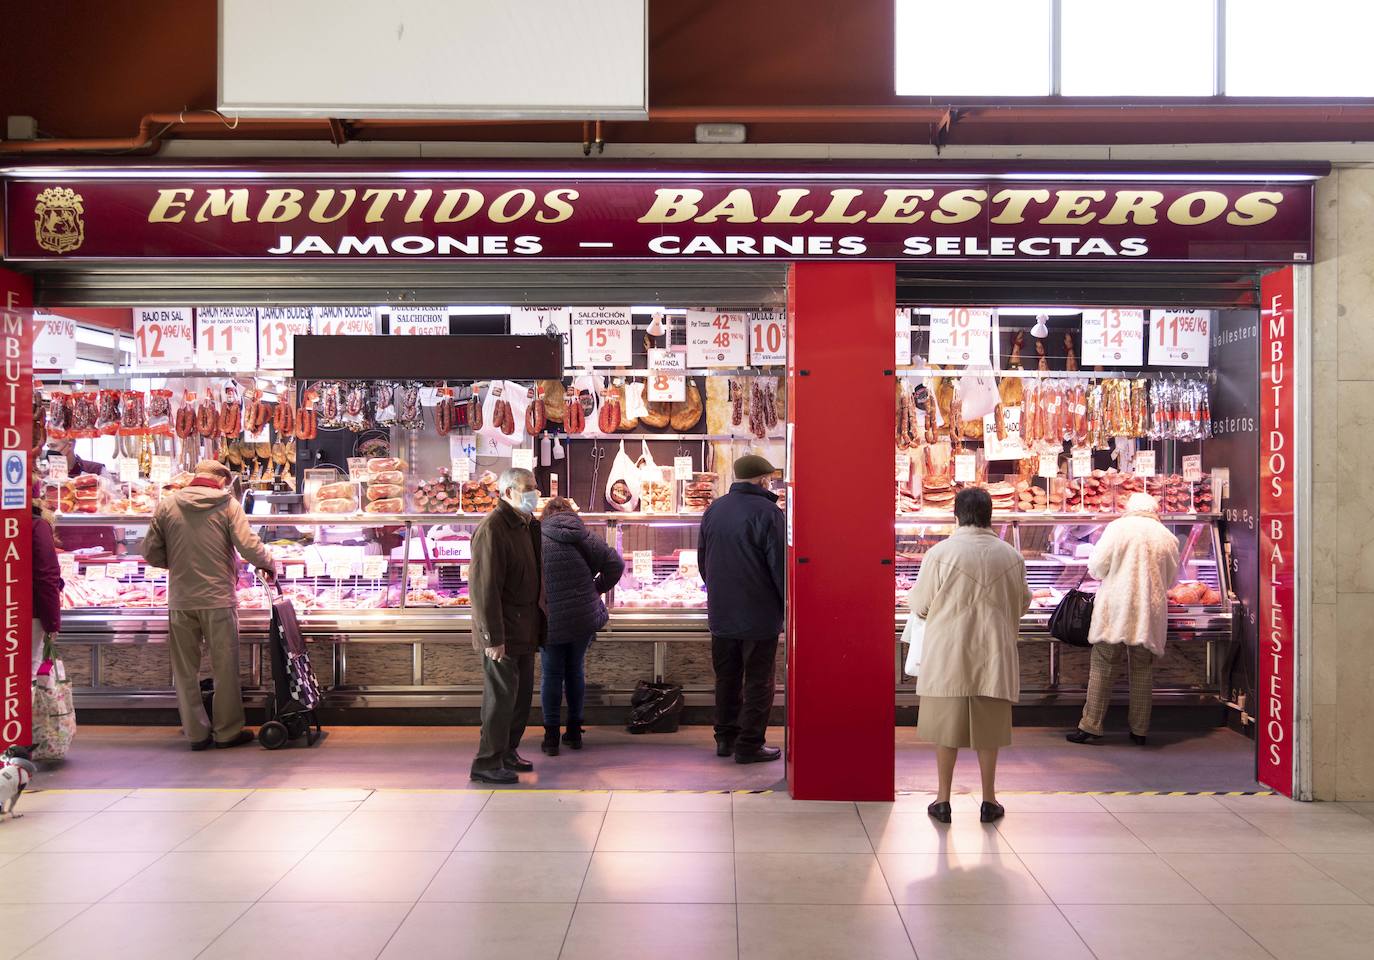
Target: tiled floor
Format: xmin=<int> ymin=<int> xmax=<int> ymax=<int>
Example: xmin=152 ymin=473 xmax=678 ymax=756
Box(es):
xmin=4 ymin=787 xmax=1372 ymax=959
xmin=33 ymin=724 xmax=1262 ymax=792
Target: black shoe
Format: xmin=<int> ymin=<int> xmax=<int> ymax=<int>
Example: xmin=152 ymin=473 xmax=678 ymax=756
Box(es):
xmin=541 ymin=727 xmax=560 ymax=757
xmin=190 ymin=736 xmax=214 ymax=752
xmin=562 ymin=726 xmax=583 ymax=750
xmin=734 ymin=746 xmax=782 ymax=764
xmin=504 ymin=752 xmax=535 ymax=772
xmin=927 ymin=801 xmax=952 ymax=823
xmin=214 ymin=730 xmax=255 ymax=749
xmin=1065 ymin=729 xmax=1102 ymax=745
xmin=471 ymin=767 xmax=519 ymax=784
xmin=1130 ymin=733 xmax=1148 ymax=746
xmin=980 ymin=801 xmax=1006 ymax=823
xmin=715 ymin=737 xmax=737 ymax=758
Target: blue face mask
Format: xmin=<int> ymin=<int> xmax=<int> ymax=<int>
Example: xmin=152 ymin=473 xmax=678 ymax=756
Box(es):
xmin=519 ymin=490 xmax=540 ymax=514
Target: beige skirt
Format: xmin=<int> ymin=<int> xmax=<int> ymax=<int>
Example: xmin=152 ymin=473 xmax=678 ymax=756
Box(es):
xmin=918 ymin=695 xmax=1013 ymax=749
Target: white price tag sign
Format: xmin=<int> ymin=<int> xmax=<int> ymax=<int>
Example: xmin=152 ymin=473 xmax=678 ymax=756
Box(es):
xmin=196 ymin=307 xmax=258 ymax=369
xmin=46 ymin=457 xmax=69 ymax=482
xmin=108 ymin=561 xmax=133 ymax=580
xmin=84 ymin=563 xmax=108 ymax=580
xmin=311 ymin=306 xmax=377 ymax=336
xmin=632 ymin=550 xmax=654 ymax=582
xmin=1149 ymin=309 xmax=1212 ymax=367
xmin=983 ymin=412 xmax=1027 ymax=461
xmin=953 ymin=454 xmax=976 ymax=483
xmin=1071 ymin=449 xmax=1092 ymax=479
xmin=406 ymin=567 xmax=428 ymax=590
xmin=450 ymin=457 xmax=472 ymax=482
xmin=1038 ymin=454 xmax=1059 ymax=479
xmin=258 ymin=307 xmax=311 ymax=370
xmin=674 ymin=456 xmax=694 ymax=481
xmin=115 ymin=457 xmax=139 ymax=483
xmin=1081 ymin=308 xmax=1145 ymax=367
xmin=347 ymin=458 xmax=368 ymax=482
xmin=647 ymin=347 xmax=687 ymax=375
xmin=32 ymin=313 xmax=77 ymax=370
xmin=58 ymin=555 xmax=77 ymax=579
xmin=895 ymin=308 xmax=912 ymax=366
xmin=686 ymin=310 xmax=748 ymax=367
xmin=510 ymin=307 xmax=572 ymax=365
xmin=361 ymin=556 xmax=389 ymax=579
xmin=570 ymin=307 xmax=632 ymax=367
xmin=133 ymin=307 xmax=194 ymax=368
xmin=327 ymin=559 xmax=355 ymax=580
xmin=1182 ymin=454 xmax=1203 ymax=483
xmin=389 ymin=306 xmax=449 ymax=336
xmin=646 ymin=373 xmax=686 ymax=402
xmin=511 ymin=448 xmax=535 ymax=470
xmin=1133 ymin=450 xmax=1157 ymax=477
xmin=927 ymin=307 xmax=993 ymax=366
xmin=895 ymin=451 xmax=911 ymax=481
xmin=150 ymin=455 xmax=173 ymax=484
xmin=147 ymin=566 xmax=167 ymax=582
xmin=305 ymin=558 xmax=325 ymax=579
xmin=750 ymin=311 xmax=787 ymax=366
xmin=678 ymin=549 xmax=699 ymax=577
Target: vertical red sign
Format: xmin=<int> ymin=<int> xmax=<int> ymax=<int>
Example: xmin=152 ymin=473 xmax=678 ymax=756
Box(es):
xmin=1258 ymin=268 xmax=1295 ymax=796
xmin=1 ymin=306 xmax=33 ymax=748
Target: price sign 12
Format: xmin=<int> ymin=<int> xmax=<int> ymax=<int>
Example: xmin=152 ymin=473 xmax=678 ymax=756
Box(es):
xmin=133 ymin=307 xmax=195 ymax=368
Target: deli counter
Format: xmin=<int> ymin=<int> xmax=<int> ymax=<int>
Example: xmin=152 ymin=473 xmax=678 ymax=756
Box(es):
xmin=52 ymin=509 xmax=1234 ymax=715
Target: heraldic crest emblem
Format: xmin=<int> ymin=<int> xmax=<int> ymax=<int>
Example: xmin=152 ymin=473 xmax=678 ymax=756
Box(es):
xmin=34 ymin=187 xmax=85 ymax=254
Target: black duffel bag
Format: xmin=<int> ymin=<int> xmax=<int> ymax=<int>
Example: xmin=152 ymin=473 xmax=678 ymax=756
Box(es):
xmin=627 ymin=680 xmax=685 ymax=734
xmin=1047 ymin=588 xmax=1095 ymax=648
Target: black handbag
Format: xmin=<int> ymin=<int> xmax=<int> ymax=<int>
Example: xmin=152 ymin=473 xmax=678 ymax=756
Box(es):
xmin=1048 ymin=588 xmax=1095 ymax=648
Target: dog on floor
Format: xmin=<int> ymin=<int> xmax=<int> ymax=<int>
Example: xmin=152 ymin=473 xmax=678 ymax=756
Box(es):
xmin=0 ymin=753 xmax=37 ymax=820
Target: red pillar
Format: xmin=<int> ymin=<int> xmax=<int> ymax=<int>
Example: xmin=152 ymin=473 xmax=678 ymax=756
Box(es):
xmin=785 ymin=262 xmax=895 ymax=801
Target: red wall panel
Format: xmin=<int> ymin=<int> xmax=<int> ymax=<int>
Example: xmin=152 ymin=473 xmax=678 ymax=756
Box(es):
xmin=786 ymin=262 xmax=895 ymax=801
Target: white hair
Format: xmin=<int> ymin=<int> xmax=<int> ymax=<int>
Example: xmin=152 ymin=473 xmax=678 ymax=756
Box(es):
xmin=498 ymin=467 xmax=536 ymax=498
xmin=1126 ymin=492 xmax=1160 ymax=515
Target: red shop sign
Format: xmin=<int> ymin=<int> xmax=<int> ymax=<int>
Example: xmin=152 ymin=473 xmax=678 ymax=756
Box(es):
xmin=1 ymin=308 xmax=33 ymax=749
xmin=3 ymin=167 xmax=1313 ymax=263
xmin=1258 ymin=267 xmax=1296 ymax=797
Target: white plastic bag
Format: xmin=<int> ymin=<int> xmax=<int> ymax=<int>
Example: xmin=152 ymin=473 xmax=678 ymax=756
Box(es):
xmin=32 ymin=638 xmax=76 ymax=761
xmin=476 ymin=380 xmax=529 ymax=448
xmin=605 ymin=440 xmax=641 ymax=511
xmin=956 ymin=371 xmax=1000 ymax=420
xmin=901 ymin=616 xmax=925 ymax=676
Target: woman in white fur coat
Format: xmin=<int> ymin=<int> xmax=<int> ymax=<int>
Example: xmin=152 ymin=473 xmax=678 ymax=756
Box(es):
xmin=1067 ymin=493 xmax=1180 ymax=745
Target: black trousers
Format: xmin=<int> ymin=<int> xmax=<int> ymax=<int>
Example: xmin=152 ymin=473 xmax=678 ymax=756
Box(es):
xmin=712 ymin=633 xmax=778 ymax=751
xmin=472 ymin=651 xmax=535 ymax=774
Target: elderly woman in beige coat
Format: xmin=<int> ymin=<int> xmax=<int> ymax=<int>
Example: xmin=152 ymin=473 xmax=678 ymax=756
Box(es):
xmin=909 ymin=487 xmax=1031 ymax=824
xmin=1067 ymin=492 xmax=1180 ymax=746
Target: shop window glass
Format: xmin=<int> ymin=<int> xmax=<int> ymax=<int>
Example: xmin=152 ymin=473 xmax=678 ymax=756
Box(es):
xmin=1226 ymin=0 xmax=1374 ymax=95
xmin=894 ymin=0 xmax=1052 ymax=96
xmin=1061 ymin=0 xmax=1214 ymax=96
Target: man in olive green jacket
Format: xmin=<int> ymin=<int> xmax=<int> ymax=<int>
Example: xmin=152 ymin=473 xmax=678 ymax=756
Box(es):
xmin=142 ymin=460 xmax=276 ymax=750
xmin=469 ymin=467 xmax=547 ymax=784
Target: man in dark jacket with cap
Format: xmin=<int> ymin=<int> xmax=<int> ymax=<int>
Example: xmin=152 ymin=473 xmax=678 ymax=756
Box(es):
xmin=699 ymin=454 xmax=786 ymax=763
xmin=468 ymin=467 xmax=547 ymax=784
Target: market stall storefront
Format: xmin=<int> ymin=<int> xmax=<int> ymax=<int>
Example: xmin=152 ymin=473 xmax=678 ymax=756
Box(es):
xmin=0 ymin=162 xmax=1316 ymax=800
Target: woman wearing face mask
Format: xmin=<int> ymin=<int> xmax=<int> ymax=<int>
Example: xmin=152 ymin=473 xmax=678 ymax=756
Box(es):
xmin=538 ymin=497 xmax=624 ymax=755
xmin=468 ymin=467 xmax=548 ymax=784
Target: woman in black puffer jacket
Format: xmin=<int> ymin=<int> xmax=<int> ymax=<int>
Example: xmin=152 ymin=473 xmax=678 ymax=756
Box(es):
xmin=540 ymin=498 xmax=624 ymax=755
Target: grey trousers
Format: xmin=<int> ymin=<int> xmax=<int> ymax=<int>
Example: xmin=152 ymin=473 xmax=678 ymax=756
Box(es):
xmin=1078 ymin=642 xmax=1156 ymax=737
xmin=472 ymin=651 xmax=535 ymax=774
xmin=168 ymin=608 xmax=245 ymax=744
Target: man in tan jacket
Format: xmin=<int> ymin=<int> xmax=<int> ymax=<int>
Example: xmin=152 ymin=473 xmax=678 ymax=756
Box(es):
xmin=141 ymin=460 xmax=276 ymax=750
